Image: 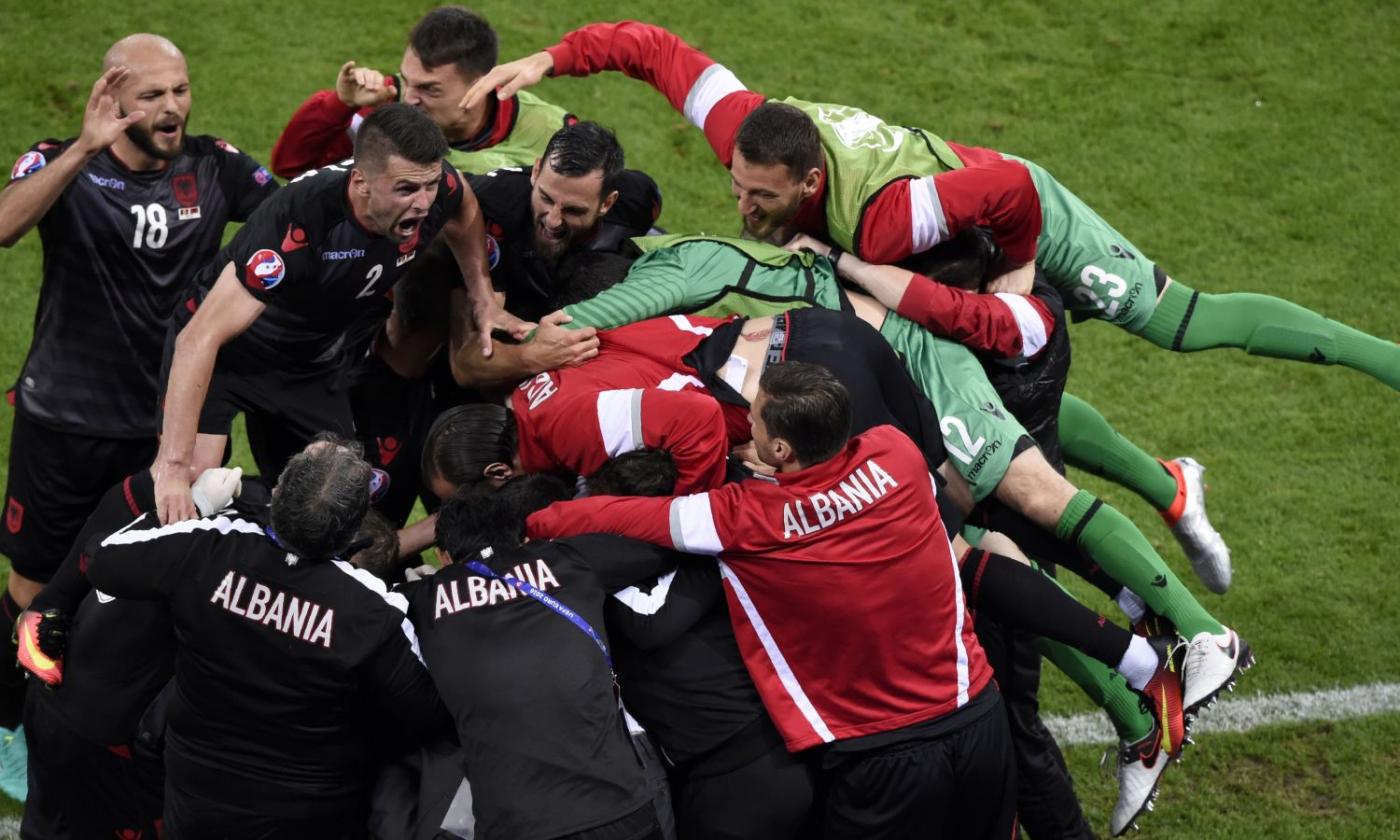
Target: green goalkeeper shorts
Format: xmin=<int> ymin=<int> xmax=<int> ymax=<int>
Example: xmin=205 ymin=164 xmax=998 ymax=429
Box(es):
xmin=1006 ymin=153 xmax=1161 ymax=334
xmin=879 ymin=313 xmax=1032 ymax=501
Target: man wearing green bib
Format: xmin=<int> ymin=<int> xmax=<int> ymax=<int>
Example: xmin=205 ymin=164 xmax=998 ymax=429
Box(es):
xmin=465 ymin=19 xmax=1399 ymax=397
xmin=271 ymin=7 xmax=577 ymax=182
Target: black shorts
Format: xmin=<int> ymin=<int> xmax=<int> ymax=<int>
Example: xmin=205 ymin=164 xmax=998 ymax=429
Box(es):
xmin=822 ymin=690 xmax=1017 ymax=840
xmin=0 ymin=410 xmax=155 ymax=582
xmin=778 ymin=308 xmax=950 ymax=474
xmin=348 ymin=355 xmax=439 ymax=526
xmin=22 ymin=687 xmax=164 ymax=840
xmin=158 ymin=329 xmax=353 ymax=466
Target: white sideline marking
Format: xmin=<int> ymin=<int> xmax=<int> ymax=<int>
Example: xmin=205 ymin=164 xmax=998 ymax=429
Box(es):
xmin=1045 ymin=681 xmax=1400 ymax=745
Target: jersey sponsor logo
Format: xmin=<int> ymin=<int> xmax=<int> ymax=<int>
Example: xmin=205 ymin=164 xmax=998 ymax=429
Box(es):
xmin=172 ymin=172 xmax=199 ymax=207
xmin=816 ymin=104 xmax=905 ymax=153
xmin=209 ymin=570 xmax=335 ymax=648
xmin=396 ymin=249 xmax=416 ymax=267
xmin=321 ymin=247 xmax=366 ymax=262
xmin=964 ymin=438 xmax=1003 ymax=482
xmin=178 ymin=206 xmax=202 ymax=221
xmin=10 ymin=151 xmax=46 ymax=180
xmin=214 ymin=138 xmax=241 ymax=155
xmin=433 ymin=558 xmax=561 ymax=619
xmin=519 ymin=371 xmax=557 ymax=411
xmin=979 ymin=401 xmax=1006 ymax=421
xmin=244 ymin=249 xmax=287 ymax=291
xmin=4 ymin=498 xmax=22 ymax=535
xmin=781 ymin=457 xmax=898 ymax=539
xmin=253 ymin=166 xmax=273 ymax=186
xmin=281 ymin=223 xmax=309 ymax=252
xmin=95 ymin=589 xmax=116 ymax=604
xmin=376 ymin=436 xmax=401 ymax=466
xmin=85 ymin=172 xmax=126 ymax=191
xmin=485 ymin=233 xmax=500 ymax=269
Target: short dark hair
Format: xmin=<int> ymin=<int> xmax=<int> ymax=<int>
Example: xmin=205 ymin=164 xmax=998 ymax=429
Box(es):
xmin=734 ymin=102 xmax=823 ymax=178
xmin=586 ymin=448 xmax=677 ymax=497
xmin=436 ymin=473 xmax=572 ymax=560
xmin=901 ymin=227 xmax=1008 ymax=291
xmin=541 ymin=122 xmax=626 ymax=197
xmin=758 ymin=361 xmax=852 ymax=465
xmin=408 ymin=6 xmax=498 ymax=80
xmin=347 ymin=510 xmax=401 ymax=584
xmin=421 ymin=404 xmax=517 ymax=492
xmin=354 ymin=103 xmax=449 ymax=173
xmin=271 ymin=435 xmax=373 ymax=561
xmin=549 ymin=250 xmax=637 ymax=309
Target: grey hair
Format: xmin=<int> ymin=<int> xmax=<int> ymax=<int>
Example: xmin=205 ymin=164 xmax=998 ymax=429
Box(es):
xmin=270 ymin=435 xmax=373 ymax=561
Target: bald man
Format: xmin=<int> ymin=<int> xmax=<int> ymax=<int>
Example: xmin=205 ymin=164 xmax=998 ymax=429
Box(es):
xmin=0 ymin=34 xmax=278 ymax=731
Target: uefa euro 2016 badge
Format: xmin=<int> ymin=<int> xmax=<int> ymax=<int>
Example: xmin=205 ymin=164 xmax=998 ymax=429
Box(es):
xmin=485 ymin=233 xmax=500 ymax=269
xmin=244 ymin=249 xmax=287 ymax=291
xmin=10 ymin=151 xmax=46 ymax=181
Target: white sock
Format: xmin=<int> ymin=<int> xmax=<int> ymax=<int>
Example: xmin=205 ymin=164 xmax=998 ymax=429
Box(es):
xmin=1116 ymin=587 xmax=1147 ymax=624
xmin=1117 ymin=635 xmax=1159 ymax=691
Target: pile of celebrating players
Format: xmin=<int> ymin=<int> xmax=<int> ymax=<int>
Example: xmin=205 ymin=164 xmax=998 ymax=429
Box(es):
xmin=4 ymin=8 xmax=1396 ymax=840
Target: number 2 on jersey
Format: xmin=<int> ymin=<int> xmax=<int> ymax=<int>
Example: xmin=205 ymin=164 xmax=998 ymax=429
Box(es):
xmin=356 ymin=264 xmax=384 ymax=299
xmin=129 ymin=203 xmax=168 ymax=249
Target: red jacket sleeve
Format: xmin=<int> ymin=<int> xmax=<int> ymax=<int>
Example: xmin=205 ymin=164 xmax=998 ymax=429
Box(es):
xmin=546 ymin=21 xmax=764 ymax=166
xmin=857 ymin=158 xmax=1042 ymax=266
xmin=895 ymin=278 xmax=1056 ymax=360
xmin=269 ymin=90 xmax=363 ymax=179
xmin=528 ymin=487 xmax=739 ymax=558
xmin=527 ymin=495 xmax=679 ymax=546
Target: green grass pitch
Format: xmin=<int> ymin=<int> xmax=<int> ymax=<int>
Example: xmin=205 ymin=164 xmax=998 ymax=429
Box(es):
xmin=1 ymin=1 xmax=1397 ymax=835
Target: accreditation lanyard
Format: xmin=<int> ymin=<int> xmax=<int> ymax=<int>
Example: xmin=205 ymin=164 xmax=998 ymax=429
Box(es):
xmin=466 ymin=548 xmax=620 ymax=698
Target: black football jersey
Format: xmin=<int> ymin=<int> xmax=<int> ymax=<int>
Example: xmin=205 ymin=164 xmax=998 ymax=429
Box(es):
xmin=402 ymin=536 xmax=677 ymax=839
xmin=7 ymin=136 xmax=278 ymax=436
xmin=471 ymin=167 xmax=662 ymax=322
xmin=85 ymin=503 xmax=443 ymax=796
xmin=177 ymin=158 xmax=465 ymax=374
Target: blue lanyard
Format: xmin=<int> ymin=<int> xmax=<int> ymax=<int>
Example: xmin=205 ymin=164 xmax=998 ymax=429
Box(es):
xmin=466 ymin=548 xmax=616 ymax=678
xmin=264 ymin=527 xmax=349 ymax=564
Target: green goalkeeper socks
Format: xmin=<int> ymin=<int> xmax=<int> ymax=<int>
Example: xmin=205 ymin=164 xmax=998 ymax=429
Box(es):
xmin=1056 ymin=490 xmax=1224 ymax=638
xmin=1058 ymin=393 xmax=1179 ymax=512
xmin=1141 ymin=281 xmax=1400 ymax=391
xmin=1035 ymin=636 xmax=1153 ymax=742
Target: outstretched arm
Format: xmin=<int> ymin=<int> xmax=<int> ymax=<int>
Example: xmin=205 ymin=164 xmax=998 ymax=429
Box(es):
xmin=460 ymin=22 xmax=765 ymax=166
xmin=151 ymin=265 xmax=265 ymax=524
xmin=785 ymin=233 xmax=1053 ymax=360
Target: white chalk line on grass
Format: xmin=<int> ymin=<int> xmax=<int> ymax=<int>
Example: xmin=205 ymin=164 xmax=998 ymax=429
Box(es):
xmin=1044 ymin=681 xmax=1400 ymax=745
xmin=0 ymin=684 xmax=1394 ymax=839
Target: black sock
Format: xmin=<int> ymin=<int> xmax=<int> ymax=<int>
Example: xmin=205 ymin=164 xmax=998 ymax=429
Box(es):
xmin=962 ymin=549 xmax=1133 ymax=668
xmin=0 ymin=590 xmax=26 ymax=729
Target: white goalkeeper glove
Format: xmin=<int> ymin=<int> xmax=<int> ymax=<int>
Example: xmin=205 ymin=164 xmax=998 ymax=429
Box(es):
xmin=191 ymin=467 xmax=243 ymax=517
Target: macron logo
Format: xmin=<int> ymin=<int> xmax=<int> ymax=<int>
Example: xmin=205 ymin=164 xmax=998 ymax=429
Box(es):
xmin=86 ymin=173 xmax=126 ymax=190
xmin=321 ymin=248 xmax=366 ymax=262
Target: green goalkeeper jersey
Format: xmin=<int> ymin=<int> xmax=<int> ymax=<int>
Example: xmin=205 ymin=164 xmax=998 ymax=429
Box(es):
xmin=561 ymin=235 xmax=1030 ymax=501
